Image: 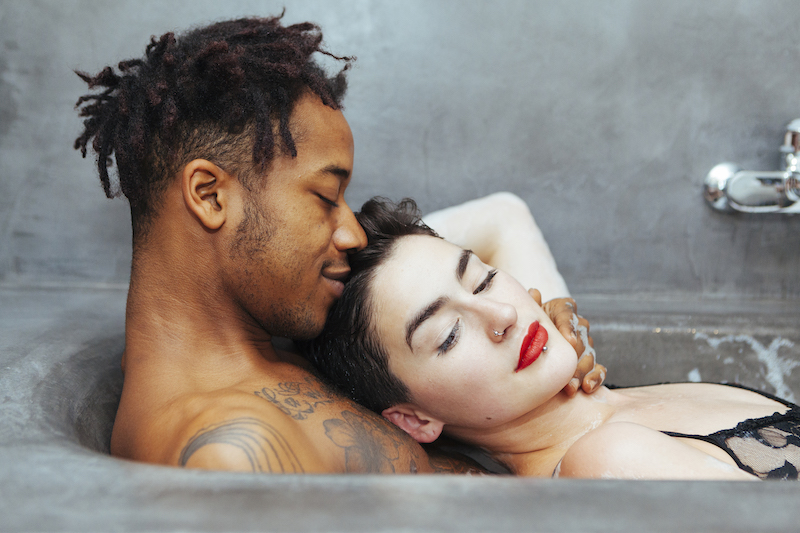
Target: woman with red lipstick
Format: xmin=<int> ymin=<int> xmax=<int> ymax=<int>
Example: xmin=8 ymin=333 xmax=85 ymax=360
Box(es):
xmin=304 ymin=197 xmax=800 ymax=480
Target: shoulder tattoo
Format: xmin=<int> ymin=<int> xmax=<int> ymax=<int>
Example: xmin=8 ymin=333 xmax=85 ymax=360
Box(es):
xmin=252 ymin=376 xmax=423 ymax=473
xmin=254 ymin=375 xmax=335 ymax=420
xmin=179 ymin=417 xmax=304 ymax=473
xmin=323 ymin=409 xmax=418 ymax=473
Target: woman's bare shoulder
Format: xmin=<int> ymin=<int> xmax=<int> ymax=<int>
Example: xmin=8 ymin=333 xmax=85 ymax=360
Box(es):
xmin=557 ymin=421 xmax=758 ymax=480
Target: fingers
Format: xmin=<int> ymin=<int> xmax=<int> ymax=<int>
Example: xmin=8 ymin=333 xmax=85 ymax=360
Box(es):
xmin=581 ymin=364 xmax=607 ymax=394
xmin=575 ymin=349 xmax=596 ymax=379
xmin=558 ymin=321 xmax=581 ymax=354
xmin=543 ymin=295 xmax=608 ymax=396
xmin=563 ymin=348 xmax=594 ymax=395
xmin=542 ymin=297 xmax=580 ymax=345
xmin=527 ymin=288 xmax=543 ymax=306
xmin=575 ymin=314 xmax=594 ymax=348
xmin=562 ymin=378 xmax=581 ymax=397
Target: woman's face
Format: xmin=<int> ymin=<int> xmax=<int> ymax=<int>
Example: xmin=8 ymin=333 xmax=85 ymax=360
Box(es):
xmin=370 ymin=235 xmax=578 ymax=432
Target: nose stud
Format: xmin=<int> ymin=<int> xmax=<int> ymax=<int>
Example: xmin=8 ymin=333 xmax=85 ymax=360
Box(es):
xmin=493 ymin=330 xmax=504 ymax=337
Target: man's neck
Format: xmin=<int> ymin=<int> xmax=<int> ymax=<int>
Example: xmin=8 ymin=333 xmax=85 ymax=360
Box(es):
xmin=122 ymin=246 xmax=280 ymax=383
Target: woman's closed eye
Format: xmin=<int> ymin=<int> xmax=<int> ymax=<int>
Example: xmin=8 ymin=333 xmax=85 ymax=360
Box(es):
xmin=436 ymin=269 xmax=496 ymax=355
xmin=473 ymin=269 xmax=497 ymax=295
xmin=438 ymin=319 xmax=461 ymax=355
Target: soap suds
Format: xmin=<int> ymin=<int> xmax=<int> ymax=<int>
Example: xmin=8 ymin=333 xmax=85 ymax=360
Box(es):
xmin=570 ymin=314 xmax=596 ymax=361
xmin=695 ymin=333 xmax=798 ymax=402
xmin=687 ymin=368 xmax=702 ymax=382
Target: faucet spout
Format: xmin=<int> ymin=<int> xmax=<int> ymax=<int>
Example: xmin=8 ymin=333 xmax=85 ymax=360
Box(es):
xmin=703 ymin=120 xmax=800 ymax=214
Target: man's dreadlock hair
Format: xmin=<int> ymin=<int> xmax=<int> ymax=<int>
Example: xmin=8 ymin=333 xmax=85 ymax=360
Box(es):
xmin=74 ymin=15 xmax=351 ymax=237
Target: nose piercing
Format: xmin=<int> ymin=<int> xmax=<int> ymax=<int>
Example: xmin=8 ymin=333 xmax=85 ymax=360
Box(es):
xmin=493 ymin=330 xmax=503 ymax=337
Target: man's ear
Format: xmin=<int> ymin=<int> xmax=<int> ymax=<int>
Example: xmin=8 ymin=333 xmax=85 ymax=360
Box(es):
xmin=382 ymin=404 xmax=444 ymax=443
xmin=181 ymin=159 xmax=232 ymax=231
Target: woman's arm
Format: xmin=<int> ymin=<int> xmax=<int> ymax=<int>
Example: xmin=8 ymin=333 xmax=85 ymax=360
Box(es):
xmin=423 ymin=192 xmax=605 ymax=395
xmin=558 ymin=422 xmax=759 ymax=480
xmin=422 ymin=192 xmax=569 ymax=301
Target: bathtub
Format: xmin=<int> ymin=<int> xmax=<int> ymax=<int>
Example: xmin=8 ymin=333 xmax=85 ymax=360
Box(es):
xmin=1 ymin=285 xmax=799 ymax=532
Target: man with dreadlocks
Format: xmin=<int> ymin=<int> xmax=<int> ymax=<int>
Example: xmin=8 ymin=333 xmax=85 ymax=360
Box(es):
xmin=74 ymin=15 xmax=604 ymax=474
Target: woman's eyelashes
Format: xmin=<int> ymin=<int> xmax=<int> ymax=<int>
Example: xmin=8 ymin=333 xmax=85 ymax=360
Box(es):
xmin=473 ymin=269 xmax=497 ymax=295
xmin=438 ymin=319 xmax=461 ymax=355
xmin=436 ymin=269 xmax=498 ymax=355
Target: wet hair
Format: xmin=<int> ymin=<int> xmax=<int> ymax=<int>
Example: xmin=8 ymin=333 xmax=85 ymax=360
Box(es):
xmin=302 ymin=197 xmax=439 ymax=413
xmin=74 ymin=15 xmax=351 ymax=238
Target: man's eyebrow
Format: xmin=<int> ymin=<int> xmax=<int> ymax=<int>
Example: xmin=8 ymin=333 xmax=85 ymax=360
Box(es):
xmin=405 ymin=297 xmax=449 ymax=351
xmin=404 ymin=249 xmax=473 ymax=351
xmin=321 ymin=165 xmax=350 ymax=181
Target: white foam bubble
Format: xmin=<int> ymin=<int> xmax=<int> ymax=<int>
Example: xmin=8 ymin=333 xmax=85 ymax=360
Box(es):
xmin=570 ymin=314 xmax=596 ymax=360
xmin=695 ymin=333 xmax=798 ymax=402
xmin=687 ymin=368 xmax=702 ymax=382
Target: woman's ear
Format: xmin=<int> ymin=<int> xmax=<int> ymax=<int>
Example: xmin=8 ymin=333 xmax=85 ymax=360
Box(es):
xmin=181 ymin=159 xmax=232 ymax=231
xmin=382 ymin=404 xmax=444 ymax=443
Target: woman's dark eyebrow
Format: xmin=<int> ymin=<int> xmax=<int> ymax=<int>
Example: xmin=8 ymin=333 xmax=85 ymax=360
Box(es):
xmin=405 ymin=297 xmax=449 ymax=350
xmin=404 ymin=249 xmax=474 ymax=350
xmin=456 ymin=249 xmax=474 ymax=282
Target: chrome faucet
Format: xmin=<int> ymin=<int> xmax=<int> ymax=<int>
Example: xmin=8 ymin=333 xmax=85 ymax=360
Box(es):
xmin=703 ymin=120 xmax=800 ymax=214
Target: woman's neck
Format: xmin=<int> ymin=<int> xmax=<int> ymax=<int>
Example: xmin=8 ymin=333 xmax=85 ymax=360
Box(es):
xmin=446 ymin=386 xmax=621 ymax=476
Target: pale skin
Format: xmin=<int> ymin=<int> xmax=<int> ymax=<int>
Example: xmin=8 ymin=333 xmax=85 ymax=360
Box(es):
xmin=111 ymin=93 xmax=603 ymax=474
xmin=424 ymin=192 xmax=605 ymax=396
xmin=371 ymin=235 xmax=788 ymax=480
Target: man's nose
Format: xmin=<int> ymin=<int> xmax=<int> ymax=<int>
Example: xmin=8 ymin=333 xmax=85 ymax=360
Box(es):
xmin=333 ymin=202 xmax=368 ymax=253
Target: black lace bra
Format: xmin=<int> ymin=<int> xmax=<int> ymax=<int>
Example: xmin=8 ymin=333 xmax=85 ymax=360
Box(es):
xmin=661 ymin=384 xmax=800 ymax=480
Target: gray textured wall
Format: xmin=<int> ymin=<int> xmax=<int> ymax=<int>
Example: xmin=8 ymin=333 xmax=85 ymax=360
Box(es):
xmin=1 ymin=0 xmax=799 ymax=299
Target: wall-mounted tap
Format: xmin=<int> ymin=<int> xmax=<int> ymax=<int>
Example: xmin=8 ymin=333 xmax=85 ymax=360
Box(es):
xmin=703 ymin=120 xmax=800 ymax=214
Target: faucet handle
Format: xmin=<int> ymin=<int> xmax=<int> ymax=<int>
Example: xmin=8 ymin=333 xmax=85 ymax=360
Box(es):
xmin=704 ymin=120 xmax=800 ymax=214
xmin=703 ymin=162 xmax=741 ymax=212
xmin=781 ymin=119 xmax=800 ymax=172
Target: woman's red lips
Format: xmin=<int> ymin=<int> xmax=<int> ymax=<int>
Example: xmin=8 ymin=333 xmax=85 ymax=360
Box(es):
xmin=516 ymin=321 xmax=548 ymax=372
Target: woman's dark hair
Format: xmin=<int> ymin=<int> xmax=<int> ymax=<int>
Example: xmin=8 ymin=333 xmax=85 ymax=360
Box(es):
xmin=302 ymin=197 xmax=439 ymax=413
xmin=74 ymin=15 xmax=351 ymax=237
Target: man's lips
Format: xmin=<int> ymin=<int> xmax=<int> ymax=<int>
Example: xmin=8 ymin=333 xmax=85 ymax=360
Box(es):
xmin=322 ymin=268 xmax=350 ymax=298
xmin=516 ymin=321 xmax=548 ymax=372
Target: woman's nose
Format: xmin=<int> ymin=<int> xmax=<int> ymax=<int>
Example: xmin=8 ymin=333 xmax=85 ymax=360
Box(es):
xmin=478 ymin=299 xmax=517 ymax=342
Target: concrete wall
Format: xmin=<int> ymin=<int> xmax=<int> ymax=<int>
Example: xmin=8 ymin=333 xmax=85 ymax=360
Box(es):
xmin=1 ymin=0 xmax=799 ymax=299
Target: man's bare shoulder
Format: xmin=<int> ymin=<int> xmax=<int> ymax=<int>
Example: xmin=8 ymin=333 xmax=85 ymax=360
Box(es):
xmin=174 ymin=400 xmax=323 ymax=474
xmin=158 ymin=372 xmax=438 ymax=474
xmin=157 ymin=373 xmax=337 ymax=474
